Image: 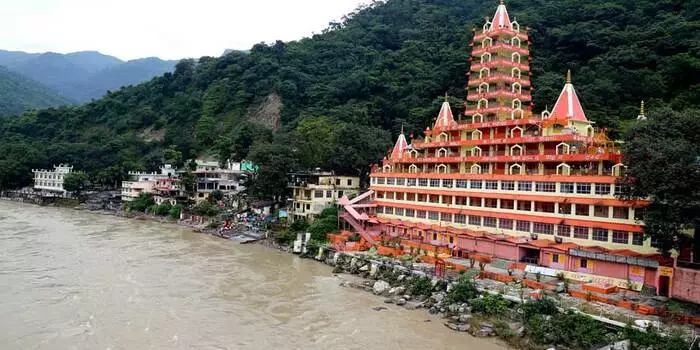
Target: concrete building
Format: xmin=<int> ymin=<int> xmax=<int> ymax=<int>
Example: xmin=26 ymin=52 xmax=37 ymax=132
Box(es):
xmin=121 ymin=165 xmax=177 ymax=201
xmin=288 ymin=172 xmax=360 ymax=223
xmin=191 ymin=159 xmax=253 ymax=202
xmin=32 ymin=164 xmax=73 ymax=194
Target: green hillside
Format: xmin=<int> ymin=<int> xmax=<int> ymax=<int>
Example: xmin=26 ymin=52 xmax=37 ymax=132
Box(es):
xmin=0 ymin=0 xmax=698 ymax=193
xmin=0 ymin=65 xmax=73 ymax=117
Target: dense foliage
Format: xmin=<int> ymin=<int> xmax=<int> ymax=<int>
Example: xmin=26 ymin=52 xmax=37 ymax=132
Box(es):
xmin=0 ymin=65 xmax=73 ymax=116
xmin=1 ymin=0 xmax=698 ymax=199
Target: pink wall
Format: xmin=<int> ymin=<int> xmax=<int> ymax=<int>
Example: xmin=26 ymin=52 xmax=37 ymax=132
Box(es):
xmin=541 ymin=251 xmax=568 ymax=270
xmin=494 ymin=244 xmax=519 ymax=260
xmin=672 ymin=267 xmax=700 ymax=304
xmin=458 ymin=237 xmax=476 ymax=251
xmin=591 ymin=260 xmax=628 ymax=280
xmin=474 ymin=240 xmax=495 ymax=255
xmin=644 ymin=268 xmax=657 ymax=286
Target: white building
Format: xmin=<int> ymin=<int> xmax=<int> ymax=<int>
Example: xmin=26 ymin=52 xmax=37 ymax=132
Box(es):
xmin=190 ymin=159 xmax=252 ymax=202
xmin=287 ymin=172 xmax=360 ymax=223
xmin=32 ymin=164 xmax=73 ymax=194
xmin=121 ymin=165 xmax=177 ymax=201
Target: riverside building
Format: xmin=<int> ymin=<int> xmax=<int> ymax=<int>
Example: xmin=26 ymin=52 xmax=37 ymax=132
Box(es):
xmin=340 ymin=2 xmax=693 ymax=300
xmin=287 ymin=171 xmax=360 ymax=223
xmin=32 ymin=164 xmax=73 ymax=194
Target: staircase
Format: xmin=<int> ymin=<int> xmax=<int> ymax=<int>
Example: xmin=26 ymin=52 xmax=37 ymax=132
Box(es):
xmin=339 ymin=190 xmax=379 ymax=246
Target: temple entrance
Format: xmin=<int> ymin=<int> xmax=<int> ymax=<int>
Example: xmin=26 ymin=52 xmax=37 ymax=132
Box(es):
xmin=658 ymin=275 xmax=670 ymax=297
xmin=520 ymin=247 xmax=540 ymax=265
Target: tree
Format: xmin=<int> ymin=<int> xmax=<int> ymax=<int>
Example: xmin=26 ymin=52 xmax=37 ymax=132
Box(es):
xmin=63 ymin=171 xmax=89 ymax=195
xmin=618 ymin=108 xmax=700 ymax=257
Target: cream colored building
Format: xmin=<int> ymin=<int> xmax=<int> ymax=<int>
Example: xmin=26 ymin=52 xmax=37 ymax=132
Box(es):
xmin=121 ymin=165 xmax=176 ymax=201
xmin=288 ymin=172 xmax=360 ymax=223
xmin=32 ymin=164 xmax=73 ymax=194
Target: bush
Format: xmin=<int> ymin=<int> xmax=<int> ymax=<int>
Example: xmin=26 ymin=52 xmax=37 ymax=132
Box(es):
xmin=128 ymin=193 xmax=155 ymax=212
xmin=446 ymin=279 xmax=479 ymax=304
xmin=307 ymin=216 xmax=337 ymax=242
xmin=169 ymin=204 xmax=183 ymax=219
xmin=289 ymin=219 xmax=309 ymax=232
xmin=522 ymin=298 xmax=559 ymax=321
xmin=622 ymin=326 xmax=690 ymax=350
xmin=274 ymin=231 xmax=296 ymax=245
xmin=471 ymin=293 xmax=509 ymax=316
xmin=192 ymin=201 xmax=220 ymax=217
xmin=153 ymin=202 xmax=172 ymax=216
xmin=409 ymin=276 xmax=433 ymax=297
xmin=549 ymin=311 xmax=607 ymax=349
xmin=347 ymin=233 xmax=361 ymax=242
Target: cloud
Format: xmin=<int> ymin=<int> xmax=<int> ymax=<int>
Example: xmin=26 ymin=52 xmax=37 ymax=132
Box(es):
xmin=0 ymin=0 xmax=369 ymax=60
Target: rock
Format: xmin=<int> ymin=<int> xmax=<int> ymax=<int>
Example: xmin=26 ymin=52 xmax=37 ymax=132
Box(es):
xmin=428 ymin=307 xmax=439 ymax=315
xmin=448 ymin=304 xmax=460 ymax=313
xmin=474 ymin=328 xmax=492 ymax=337
xmin=458 ymin=307 xmax=465 ymax=314
xmin=372 ymin=306 xmax=388 ymax=311
xmin=458 ymin=314 xmax=472 ymax=323
xmin=384 ymin=298 xmax=394 ymax=304
xmin=396 ymin=298 xmax=407 ymax=306
xmin=403 ymin=294 xmax=412 ymax=301
xmin=439 ymin=308 xmax=446 ymax=313
xmin=339 ymin=281 xmax=350 ymax=287
xmin=516 ymin=326 xmax=526 ymax=337
xmin=613 ymin=340 xmax=630 ymax=350
xmin=432 ymin=292 xmax=445 ymax=303
xmin=359 ymin=265 xmax=369 ymax=272
xmin=404 ymin=301 xmax=423 ymax=310
xmin=364 ymin=286 xmax=373 ymax=292
xmin=479 ymin=322 xmax=494 ymax=329
xmin=397 ymin=274 xmax=406 ymax=282
xmin=373 ymin=280 xmax=391 ymax=295
xmin=444 ymin=322 xmax=471 ymax=332
xmin=388 ymin=286 xmax=405 ymax=296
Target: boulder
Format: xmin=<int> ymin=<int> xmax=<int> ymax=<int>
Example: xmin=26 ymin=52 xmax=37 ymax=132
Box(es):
xmin=403 ymin=294 xmax=412 ymax=301
xmin=388 ymin=286 xmax=405 ymax=296
xmin=458 ymin=314 xmax=472 ymax=323
xmin=516 ymin=326 xmax=526 ymax=338
xmin=396 ymin=298 xmax=407 ymax=306
xmin=432 ymin=292 xmax=445 ymax=303
xmin=372 ymin=280 xmax=391 ymax=295
xmin=397 ymin=274 xmax=406 ymax=282
xmin=613 ymin=340 xmax=631 ymax=350
xmin=448 ymin=304 xmax=460 ymax=313
xmin=404 ymin=301 xmax=423 ymax=310
xmin=372 ymin=306 xmax=388 ymax=311
xmin=428 ymin=307 xmax=439 ymax=315
xmin=384 ymin=298 xmax=394 ymax=304
xmin=359 ymin=265 xmax=369 ymax=272
xmin=444 ymin=322 xmax=471 ymax=332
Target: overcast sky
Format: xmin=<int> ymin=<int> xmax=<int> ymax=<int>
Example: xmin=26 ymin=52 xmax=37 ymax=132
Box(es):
xmin=0 ymin=0 xmax=369 ymax=61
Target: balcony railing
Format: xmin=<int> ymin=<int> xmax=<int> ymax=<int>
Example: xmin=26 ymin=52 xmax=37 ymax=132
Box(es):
xmin=471 ymin=43 xmax=530 ymax=57
xmin=474 ymin=29 xmax=529 ymax=42
xmin=470 ymin=58 xmax=530 ymax=72
xmin=468 ymin=74 xmax=531 ymax=87
xmin=466 ymin=90 xmax=532 ymax=101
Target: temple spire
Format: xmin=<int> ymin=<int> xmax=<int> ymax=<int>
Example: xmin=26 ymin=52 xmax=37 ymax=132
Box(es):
xmin=389 ymin=127 xmax=408 ymax=160
xmin=637 ymin=100 xmax=647 ymax=120
xmin=551 ymin=70 xmax=588 ymax=122
xmin=433 ymin=100 xmax=455 ymax=129
xmin=490 ymin=0 xmax=512 ymax=31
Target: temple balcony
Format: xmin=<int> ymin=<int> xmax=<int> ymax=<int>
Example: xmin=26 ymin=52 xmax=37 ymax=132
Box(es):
xmin=471 ymin=43 xmax=530 ymax=57
xmin=388 ymin=150 xmax=622 ymax=165
xmin=464 ymin=106 xmax=528 ymax=115
xmin=468 ymin=74 xmax=531 ymax=87
xmin=466 ymin=90 xmax=532 ymax=102
xmin=413 ymin=134 xmax=597 ymax=150
xmin=471 ymin=59 xmax=530 ymax=72
xmin=474 ymin=29 xmax=529 ymax=42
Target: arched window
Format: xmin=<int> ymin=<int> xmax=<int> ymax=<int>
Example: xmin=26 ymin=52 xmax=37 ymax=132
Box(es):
xmin=471 ymin=146 xmax=482 ymax=157
xmin=585 ymin=125 xmax=595 ymax=137
xmin=436 ymin=164 xmax=448 ymax=174
xmin=471 ymin=164 xmax=482 ymax=174
xmin=408 ymin=164 xmax=419 ymax=173
xmin=509 ymin=164 xmax=523 ymax=175
xmin=556 ymin=142 xmax=570 ymax=155
xmin=383 ymin=164 xmax=392 ymax=173
xmin=482 ymin=22 xmax=491 ymax=33
xmin=438 ymin=132 xmax=449 ymax=142
xmin=612 ymin=163 xmax=627 ymax=177
xmin=556 ymin=163 xmax=571 ymax=176
xmin=472 ymin=113 xmax=483 ymax=123
xmin=512 ymin=99 xmax=521 ymax=110
xmin=511 ymin=67 xmax=521 ymax=78
xmin=471 ymin=130 xmax=483 ymax=141
xmin=512 ymin=21 xmax=520 ymax=32
xmin=512 ymin=52 xmax=521 ymax=64
xmin=479 ymin=67 xmax=490 ymax=78
xmin=480 ymin=52 xmax=491 ymax=64
xmin=437 ymin=148 xmax=448 ymax=157
xmin=478 ymin=98 xmax=489 ymax=109
xmin=510 ymin=126 xmax=524 ymax=137
xmin=511 ymin=108 xmax=524 ymax=119
xmin=512 ymin=82 xmax=522 ymax=94
xmin=510 ymin=144 xmax=523 ymax=156
xmin=541 ymin=110 xmax=551 ymax=119
xmin=479 ymin=82 xmax=490 ymax=94
xmin=481 ymin=37 xmax=492 ymax=48
xmin=409 ymin=149 xmax=419 ymax=158
xmin=511 ymin=36 xmax=521 ymax=47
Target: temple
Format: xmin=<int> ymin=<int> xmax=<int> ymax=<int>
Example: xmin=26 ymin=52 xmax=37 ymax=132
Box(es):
xmin=338 ymin=2 xmax=688 ymax=299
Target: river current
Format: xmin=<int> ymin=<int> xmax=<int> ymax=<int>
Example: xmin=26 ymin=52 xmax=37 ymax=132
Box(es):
xmin=0 ymin=201 xmax=506 ymax=349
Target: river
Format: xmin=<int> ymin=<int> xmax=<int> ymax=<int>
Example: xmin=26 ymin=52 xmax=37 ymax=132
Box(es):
xmin=0 ymin=201 xmax=506 ymax=349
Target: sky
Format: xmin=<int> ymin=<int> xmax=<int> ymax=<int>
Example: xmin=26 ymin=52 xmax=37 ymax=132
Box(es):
xmin=0 ymin=0 xmax=369 ymax=61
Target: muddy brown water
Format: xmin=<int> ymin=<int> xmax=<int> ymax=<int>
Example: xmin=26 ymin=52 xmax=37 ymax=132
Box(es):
xmin=0 ymin=201 xmax=507 ymax=349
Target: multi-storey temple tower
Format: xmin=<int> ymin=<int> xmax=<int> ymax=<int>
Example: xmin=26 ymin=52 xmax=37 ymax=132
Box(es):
xmin=340 ymin=2 xmax=672 ymax=296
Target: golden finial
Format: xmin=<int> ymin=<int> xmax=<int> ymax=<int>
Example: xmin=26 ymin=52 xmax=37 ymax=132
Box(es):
xmin=640 ymin=100 xmax=645 ymax=115
xmin=444 ymin=92 xmax=449 ymax=102
xmin=401 ymin=123 xmax=405 ymax=134
xmin=566 ymin=70 xmax=572 ymax=84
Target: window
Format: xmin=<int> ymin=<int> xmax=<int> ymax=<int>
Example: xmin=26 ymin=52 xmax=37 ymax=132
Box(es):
xmin=574 ymin=226 xmax=589 ymax=239
xmin=428 ymin=194 xmax=439 ymax=203
xmin=416 ymin=194 xmax=426 ymax=202
xmin=592 ymin=228 xmax=609 ymax=242
xmin=533 ymin=222 xmax=554 ymax=235
xmin=612 ymin=207 xmax=629 ymax=219
xmin=500 ymin=199 xmax=514 ymax=210
xmin=632 ymin=233 xmax=644 ymax=246
xmin=470 ymin=180 xmax=483 ymax=189
xmin=613 ymin=231 xmax=629 ymax=244
xmin=516 ymin=220 xmax=531 ymax=232
xmin=442 ymin=179 xmax=453 ymax=188
xmin=594 ymin=205 xmax=609 ymax=218
xmin=326 ymin=190 xmax=332 ymax=198
xmin=484 ymin=198 xmax=498 ymax=208
xmin=419 ymin=179 xmax=428 ymax=187
xmin=634 ymin=207 xmax=646 ymax=221
xmin=407 ymin=178 xmax=417 ymax=187
xmin=377 ymin=177 xmax=385 ymax=185
xmin=405 ymin=209 xmax=415 ymax=217
xmin=484 ymin=217 xmax=497 ymax=227
xmin=432 ymin=233 xmax=438 ymax=241
xmin=560 ymin=182 xmax=575 ymax=194
xmin=501 ymin=181 xmax=515 ymax=191
xmin=385 ymin=207 xmax=394 ymax=215
xmin=396 ymin=178 xmax=405 ymax=186
xmin=499 ymin=219 xmax=513 ymax=230
xmin=335 ymin=179 xmax=341 ymax=185
xmin=517 ymin=200 xmax=531 ymax=211
xmin=456 ymin=196 xmax=468 ymax=206
xmin=416 ymin=210 xmax=426 ymax=219
xmin=535 ymin=202 xmax=555 ymax=213
xmin=651 ymin=237 xmax=659 ymax=248
xmin=575 ymin=204 xmax=589 ymax=216
xmin=485 ymin=180 xmax=498 ymax=190
xmin=595 ymin=183 xmax=611 ymax=195
xmin=454 ymin=214 xmax=467 ymax=224
xmin=580 ymin=259 xmax=588 ymax=269
xmin=469 ymin=216 xmax=482 ymax=225
xmin=428 ymin=211 xmax=440 ymax=220
xmin=557 ymin=224 xmax=571 ymax=237
xmin=456 ymin=179 xmax=468 ymax=188
xmin=376 ymin=206 xmax=384 ymax=214
xmin=552 ymin=254 xmax=560 ymax=263
xmin=347 ymin=179 xmax=352 ymax=186
xmin=576 ymin=183 xmax=591 ymax=194
xmin=429 ymin=179 xmax=440 ymax=187
xmin=518 ymin=181 xmax=532 ymax=191
xmin=441 ymin=213 xmax=453 ymax=222
xmin=442 ymin=196 xmax=452 ymax=204
xmin=338 ymin=190 xmax=344 ymax=197
xmin=470 ymin=197 xmax=482 ymax=207
xmin=406 ymin=193 xmax=415 ymax=201
xmin=535 ymin=182 xmax=556 ymax=193
xmin=614 ymin=184 xmax=629 ymax=196
xmin=395 ymin=208 xmax=404 ymax=216
xmin=314 ymin=190 xmax=323 ymax=198
xmin=558 ymin=203 xmax=572 ymax=215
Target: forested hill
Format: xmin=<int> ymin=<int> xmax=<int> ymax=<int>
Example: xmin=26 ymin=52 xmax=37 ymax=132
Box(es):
xmin=0 ymin=0 xmax=698 ymax=196
xmin=0 ymin=65 xmax=73 ymax=117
